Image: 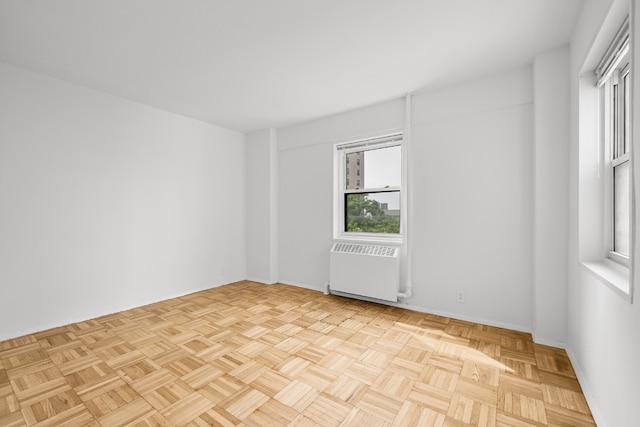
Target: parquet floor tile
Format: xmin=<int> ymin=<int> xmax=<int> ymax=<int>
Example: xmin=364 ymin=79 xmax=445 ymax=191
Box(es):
xmin=0 ymin=281 xmax=595 ymax=426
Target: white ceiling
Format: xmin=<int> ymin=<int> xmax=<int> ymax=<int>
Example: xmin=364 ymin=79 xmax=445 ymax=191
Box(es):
xmin=0 ymin=0 xmax=583 ymax=133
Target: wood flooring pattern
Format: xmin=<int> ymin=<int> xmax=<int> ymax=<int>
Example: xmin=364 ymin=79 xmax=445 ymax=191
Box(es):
xmin=0 ymin=281 xmax=595 ymax=427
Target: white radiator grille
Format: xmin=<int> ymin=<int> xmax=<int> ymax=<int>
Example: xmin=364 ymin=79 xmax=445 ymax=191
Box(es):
xmin=331 ymin=243 xmax=398 ymax=257
xmin=329 ymin=243 xmax=400 ymax=302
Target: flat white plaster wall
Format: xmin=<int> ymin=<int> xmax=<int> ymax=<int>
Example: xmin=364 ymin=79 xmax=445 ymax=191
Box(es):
xmin=0 ymin=62 xmax=245 ymax=341
xmin=277 ymin=68 xmax=535 ymax=331
xmin=410 ymin=68 xmax=534 ymax=331
xmin=568 ymin=0 xmax=640 ymax=425
xmin=532 ymin=46 xmax=570 ymax=346
xmin=245 ymin=128 xmax=278 ymax=283
xmin=277 ymin=99 xmax=405 ymax=290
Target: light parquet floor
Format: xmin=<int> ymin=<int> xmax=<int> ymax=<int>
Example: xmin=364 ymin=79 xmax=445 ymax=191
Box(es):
xmin=0 ymin=281 xmax=595 ymax=426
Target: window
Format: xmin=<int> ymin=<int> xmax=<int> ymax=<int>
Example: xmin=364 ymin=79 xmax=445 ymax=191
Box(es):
xmin=597 ymin=17 xmax=631 ymax=266
xmin=579 ymin=13 xmax=632 ymax=303
xmin=335 ymin=134 xmax=403 ymax=239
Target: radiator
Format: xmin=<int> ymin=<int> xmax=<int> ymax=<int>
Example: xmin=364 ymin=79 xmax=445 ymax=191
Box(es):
xmin=329 ymin=242 xmax=400 ymax=302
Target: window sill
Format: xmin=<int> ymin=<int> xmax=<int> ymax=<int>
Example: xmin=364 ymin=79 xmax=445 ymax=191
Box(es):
xmin=581 ymin=259 xmax=632 ymax=303
xmin=335 ymin=233 xmax=403 ymax=246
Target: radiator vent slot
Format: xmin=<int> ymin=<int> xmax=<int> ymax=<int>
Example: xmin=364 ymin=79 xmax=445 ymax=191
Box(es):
xmin=331 ymin=243 xmax=398 ymax=257
xmin=329 ymin=242 xmax=400 ymax=302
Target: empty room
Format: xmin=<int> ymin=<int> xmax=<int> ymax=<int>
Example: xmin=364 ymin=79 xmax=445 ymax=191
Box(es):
xmin=1 ymin=1 xmax=639 ymax=426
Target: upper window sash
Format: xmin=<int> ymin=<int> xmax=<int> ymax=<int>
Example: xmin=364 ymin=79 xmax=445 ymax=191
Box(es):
xmin=336 ymin=134 xmax=403 ymax=153
xmin=596 ymin=16 xmax=629 ymax=88
xmin=611 ymin=62 xmax=630 ymax=162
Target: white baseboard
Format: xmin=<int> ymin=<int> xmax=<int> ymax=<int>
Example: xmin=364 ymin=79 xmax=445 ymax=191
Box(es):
xmin=398 ymin=303 xmax=533 ymax=335
xmin=280 ymin=280 xmax=532 ymax=335
xmin=531 ymin=334 xmax=567 ymax=349
xmin=0 ymin=281 xmax=232 ymax=342
xmin=277 ymin=280 xmax=325 ymax=293
xmin=565 ymin=347 xmax=606 ymax=427
xmin=245 ymin=276 xmax=277 ymax=285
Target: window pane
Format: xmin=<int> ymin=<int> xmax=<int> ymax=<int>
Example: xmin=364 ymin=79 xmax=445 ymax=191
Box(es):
xmin=614 ymin=161 xmax=630 ymax=256
xmin=345 ymin=145 xmax=401 ymax=190
xmin=345 ymin=191 xmax=400 ymax=234
xmin=345 ymin=151 xmax=364 ymax=190
xmin=613 ymin=83 xmax=619 ymax=158
xmin=624 ymin=72 xmax=630 ymax=155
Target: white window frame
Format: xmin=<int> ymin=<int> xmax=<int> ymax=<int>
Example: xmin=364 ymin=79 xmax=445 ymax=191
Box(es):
xmin=599 ymin=18 xmax=631 ymax=267
xmin=579 ymin=11 xmax=633 ymax=304
xmin=334 ymin=133 xmax=403 ymax=243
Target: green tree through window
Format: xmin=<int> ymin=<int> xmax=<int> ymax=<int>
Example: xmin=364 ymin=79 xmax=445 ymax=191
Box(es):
xmin=345 ymin=193 xmax=400 ymax=234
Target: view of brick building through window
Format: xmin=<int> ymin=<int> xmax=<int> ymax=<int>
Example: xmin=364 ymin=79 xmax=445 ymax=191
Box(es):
xmin=345 ymin=151 xmax=364 ymax=190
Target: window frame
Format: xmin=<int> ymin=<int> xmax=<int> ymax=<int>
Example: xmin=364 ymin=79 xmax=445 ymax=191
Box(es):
xmin=579 ymin=12 xmax=633 ymax=304
xmin=601 ymin=26 xmax=631 ymax=267
xmin=334 ymin=133 xmax=403 ymax=243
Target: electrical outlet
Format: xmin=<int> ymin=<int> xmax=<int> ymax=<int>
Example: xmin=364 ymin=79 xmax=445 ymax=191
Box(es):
xmin=456 ymin=291 xmax=465 ymax=303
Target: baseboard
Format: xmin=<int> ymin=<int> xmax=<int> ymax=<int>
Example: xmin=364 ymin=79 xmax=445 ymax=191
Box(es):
xmin=277 ymin=280 xmax=325 ymax=293
xmin=245 ymin=276 xmax=277 ymax=285
xmin=399 ymin=303 xmax=533 ymax=336
xmin=280 ymin=280 xmax=533 ymax=336
xmin=565 ymin=347 xmax=606 ymax=427
xmin=278 ymin=281 xmax=586 ymax=351
xmin=531 ymin=334 xmax=567 ymax=349
xmin=0 ymin=281 xmax=235 ymax=342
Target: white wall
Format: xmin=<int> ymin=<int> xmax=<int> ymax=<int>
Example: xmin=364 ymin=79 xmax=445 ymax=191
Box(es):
xmin=245 ymin=128 xmax=278 ymax=283
xmin=532 ymin=46 xmax=570 ymax=346
xmin=0 ymin=62 xmax=245 ymax=341
xmin=567 ymin=1 xmax=640 ymax=425
xmin=277 ymin=99 xmax=405 ymax=290
xmin=410 ymin=68 xmax=534 ymax=331
xmin=277 ymin=68 xmax=537 ymax=331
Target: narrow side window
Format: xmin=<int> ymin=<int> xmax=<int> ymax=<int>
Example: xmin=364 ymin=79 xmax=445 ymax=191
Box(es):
xmin=596 ymin=17 xmax=631 ymax=266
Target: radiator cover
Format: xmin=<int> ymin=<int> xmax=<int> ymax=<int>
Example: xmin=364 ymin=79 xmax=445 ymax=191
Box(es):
xmin=329 ymin=243 xmax=400 ymax=302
